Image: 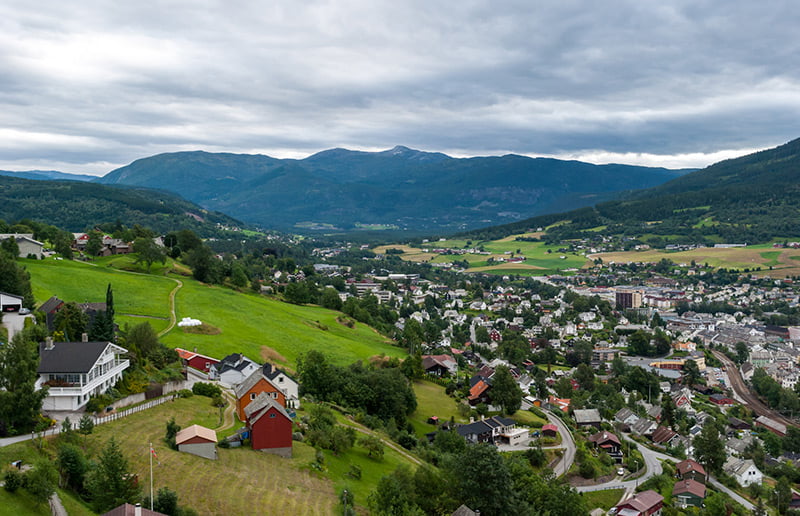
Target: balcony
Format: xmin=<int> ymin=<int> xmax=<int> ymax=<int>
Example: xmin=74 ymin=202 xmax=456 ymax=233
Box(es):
xmin=39 ymin=359 xmax=130 ymax=397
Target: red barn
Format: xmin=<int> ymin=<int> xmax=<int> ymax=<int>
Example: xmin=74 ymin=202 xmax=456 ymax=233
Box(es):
xmin=175 ymin=348 xmax=219 ymax=373
xmin=245 ymin=392 xmax=293 ymax=458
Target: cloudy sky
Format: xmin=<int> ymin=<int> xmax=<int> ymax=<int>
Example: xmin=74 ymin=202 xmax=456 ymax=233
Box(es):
xmin=1 ymin=1 xmax=799 ymax=175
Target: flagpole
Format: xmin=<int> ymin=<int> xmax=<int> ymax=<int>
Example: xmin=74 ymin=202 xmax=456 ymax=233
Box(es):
xmin=150 ymin=442 xmax=154 ymax=511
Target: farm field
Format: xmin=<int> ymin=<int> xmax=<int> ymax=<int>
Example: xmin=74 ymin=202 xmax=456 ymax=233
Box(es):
xmin=374 ymin=233 xmax=589 ymax=275
xmin=591 ymin=245 xmax=800 ymax=277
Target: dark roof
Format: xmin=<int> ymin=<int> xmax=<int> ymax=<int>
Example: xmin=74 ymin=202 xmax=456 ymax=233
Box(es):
xmin=38 ymin=341 xmax=118 ymax=373
xmin=101 ymin=503 xmax=167 ymax=516
xmin=651 ymin=425 xmax=678 ymax=444
xmin=451 ymin=505 xmax=478 ymax=516
xmin=672 ymin=479 xmax=706 ymax=498
xmin=38 ymin=295 xmax=64 ymax=314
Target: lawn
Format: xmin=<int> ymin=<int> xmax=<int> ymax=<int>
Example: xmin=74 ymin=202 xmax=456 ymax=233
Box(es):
xmin=407 ymin=380 xmax=466 ymax=437
xmin=0 ymin=488 xmax=93 ymax=516
xmin=25 ymin=257 xmax=175 ymax=333
xmin=511 ymin=409 xmax=548 ymax=428
xmin=161 ymin=279 xmax=405 ymax=369
xmin=0 ymin=396 xmax=337 ymax=516
xmin=582 ymin=488 xmax=624 ymax=511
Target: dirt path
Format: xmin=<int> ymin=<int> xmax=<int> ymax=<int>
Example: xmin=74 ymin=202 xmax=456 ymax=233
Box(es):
xmin=340 ymin=418 xmax=422 ymax=466
xmin=215 ymin=391 xmax=238 ymax=432
xmin=158 ymin=278 xmax=183 ymax=337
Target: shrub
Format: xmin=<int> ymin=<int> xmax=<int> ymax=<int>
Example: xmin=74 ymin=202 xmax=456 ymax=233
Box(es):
xmin=176 ymin=389 xmax=193 ymax=398
xmin=292 ymin=432 xmax=304 ymax=442
xmin=3 ymin=468 xmax=23 ymax=492
xmin=346 ymin=464 xmax=362 ymax=479
xmin=191 ymin=382 xmax=221 ymax=398
xmin=218 ymin=439 xmax=230 ymax=449
xmin=579 ymin=460 xmax=596 ymax=479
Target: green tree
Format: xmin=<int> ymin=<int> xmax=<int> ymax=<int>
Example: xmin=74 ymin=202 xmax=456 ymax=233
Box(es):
xmin=57 ymin=443 xmax=88 ymax=491
xmin=490 ymin=365 xmax=523 ymax=415
xmin=152 ymin=486 xmax=180 ymax=516
xmin=554 ymin=376 xmax=573 ymax=399
xmin=359 ymin=434 xmax=385 ymax=460
xmin=85 ymin=231 xmax=103 ymax=257
xmin=475 ymin=326 xmax=490 ymax=344
xmin=735 ymin=341 xmax=750 ymax=365
xmin=25 ymin=460 xmax=58 ymax=504
xmin=165 ymin=417 xmax=181 ymax=450
xmin=1 ymin=236 xmax=19 ymax=259
xmin=230 ymin=262 xmax=249 ymax=288
xmin=661 ymin=395 xmax=676 ymax=430
xmin=694 ymin=420 xmax=726 ymax=474
xmin=574 ymin=363 xmax=595 ymax=391
xmin=0 ymin=252 xmax=34 ymax=308
xmin=682 ymin=359 xmax=701 ymax=387
xmin=53 ymin=231 xmax=74 ymax=259
xmin=0 ymin=329 xmax=49 ymax=436
xmin=133 ymin=237 xmax=167 ymax=272
xmin=79 ymin=414 xmax=95 ymax=436
xmin=126 ymin=322 xmax=160 ymax=361
xmin=368 ymin=465 xmax=424 ymax=515
xmin=320 ymin=287 xmax=343 ymax=310
xmin=774 ymin=476 xmax=792 ymax=515
xmin=400 ymin=354 xmax=424 ymax=380
xmin=447 ymin=443 xmax=517 ymax=516
xmin=53 ymin=302 xmax=89 ymax=342
xmin=86 ymin=437 xmax=142 ymax=512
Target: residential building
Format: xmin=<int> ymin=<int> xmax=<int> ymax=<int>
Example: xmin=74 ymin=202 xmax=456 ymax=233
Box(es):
xmin=672 ymin=479 xmax=706 ymax=508
xmin=614 ymin=489 xmax=663 ymax=516
xmin=176 ymin=424 xmax=218 ymax=460
xmin=37 ymin=337 xmax=130 ymax=411
xmin=723 ymin=457 xmax=763 ymax=487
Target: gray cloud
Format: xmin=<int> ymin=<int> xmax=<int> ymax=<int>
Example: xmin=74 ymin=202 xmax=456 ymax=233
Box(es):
xmin=0 ymin=0 xmax=799 ymax=175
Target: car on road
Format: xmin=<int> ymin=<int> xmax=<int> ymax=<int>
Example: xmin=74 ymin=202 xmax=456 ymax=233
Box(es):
xmin=617 ymin=467 xmax=625 ymax=476
xmin=19 ymin=308 xmax=30 ymax=315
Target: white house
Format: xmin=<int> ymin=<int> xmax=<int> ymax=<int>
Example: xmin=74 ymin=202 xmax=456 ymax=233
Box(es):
xmin=36 ymin=338 xmax=130 ymax=411
xmin=260 ymin=363 xmax=300 ymax=408
xmin=723 ymin=457 xmax=763 ymax=487
xmin=210 ymin=353 xmax=260 ymax=386
xmin=0 ymin=234 xmax=44 ymax=259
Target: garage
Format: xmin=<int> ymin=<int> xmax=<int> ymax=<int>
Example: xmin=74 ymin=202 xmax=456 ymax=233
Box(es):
xmin=0 ymin=292 xmax=23 ymax=312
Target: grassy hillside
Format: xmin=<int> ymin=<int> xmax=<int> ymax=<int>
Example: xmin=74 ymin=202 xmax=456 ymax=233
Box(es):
xmin=161 ymin=279 xmax=404 ymax=368
xmin=25 ymin=256 xmax=404 ymax=367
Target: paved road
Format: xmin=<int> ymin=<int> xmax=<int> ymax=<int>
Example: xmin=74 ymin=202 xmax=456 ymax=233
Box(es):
xmin=708 ymin=476 xmax=755 ymax=511
xmin=575 ymin=436 xmax=667 ymax=493
xmin=713 ymin=350 xmax=798 ymax=430
xmin=542 ymin=409 xmax=576 ymax=477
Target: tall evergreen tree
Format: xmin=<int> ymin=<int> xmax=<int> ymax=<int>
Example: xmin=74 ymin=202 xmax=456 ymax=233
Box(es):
xmin=86 ymin=437 xmax=141 ymax=512
xmin=490 ymin=365 xmax=523 ymax=415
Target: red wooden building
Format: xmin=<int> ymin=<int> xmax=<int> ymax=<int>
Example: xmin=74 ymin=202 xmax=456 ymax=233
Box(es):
xmin=175 ymin=348 xmax=219 ymax=373
xmin=245 ymin=392 xmax=293 ymax=458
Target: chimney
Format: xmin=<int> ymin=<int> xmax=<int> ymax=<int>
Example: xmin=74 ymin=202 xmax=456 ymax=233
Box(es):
xmin=134 ymin=503 xmax=142 ymax=516
xmin=45 ymin=337 xmax=54 ymax=351
xmin=81 ymin=332 xmax=88 ymax=342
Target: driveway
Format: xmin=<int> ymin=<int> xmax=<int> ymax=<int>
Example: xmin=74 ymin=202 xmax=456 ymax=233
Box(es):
xmin=2 ymin=312 xmax=30 ymax=341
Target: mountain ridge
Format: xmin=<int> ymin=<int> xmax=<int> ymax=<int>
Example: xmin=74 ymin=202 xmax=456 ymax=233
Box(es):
xmin=96 ymin=146 xmax=692 ymax=232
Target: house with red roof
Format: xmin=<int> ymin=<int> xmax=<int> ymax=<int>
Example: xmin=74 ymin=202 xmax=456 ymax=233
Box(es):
xmin=541 ymin=423 xmax=558 ymax=438
xmin=614 ymin=489 xmax=664 ymax=516
xmin=676 ymin=459 xmax=707 ymax=483
xmin=175 ymin=348 xmax=219 ymax=374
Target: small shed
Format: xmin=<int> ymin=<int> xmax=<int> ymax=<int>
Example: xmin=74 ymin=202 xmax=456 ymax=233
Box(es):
xmin=176 ymin=424 xmax=218 ymax=460
xmin=542 ymin=423 xmax=559 ymax=438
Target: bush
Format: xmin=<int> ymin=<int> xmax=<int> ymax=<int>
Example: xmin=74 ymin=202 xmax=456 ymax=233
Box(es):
xmin=191 ymin=382 xmax=221 ymax=398
xmin=292 ymin=432 xmax=304 ymax=442
xmin=177 ymin=389 xmax=193 ymax=398
xmin=86 ymin=394 xmax=114 ymax=414
xmin=3 ymin=468 xmax=23 ymax=492
xmin=218 ymin=439 xmax=230 ymax=449
xmin=579 ymin=460 xmax=596 ymax=479
xmin=398 ymin=432 xmax=417 ymax=450
xmin=346 ymin=464 xmax=362 ymax=480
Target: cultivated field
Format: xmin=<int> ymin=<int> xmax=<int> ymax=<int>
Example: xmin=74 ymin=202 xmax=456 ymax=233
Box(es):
xmin=591 ymin=245 xmax=800 ymax=277
xmin=374 ymin=233 xmax=588 ymax=275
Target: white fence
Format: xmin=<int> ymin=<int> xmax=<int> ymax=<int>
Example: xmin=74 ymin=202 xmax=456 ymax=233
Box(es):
xmin=93 ymin=394 xmax=179 ymax=426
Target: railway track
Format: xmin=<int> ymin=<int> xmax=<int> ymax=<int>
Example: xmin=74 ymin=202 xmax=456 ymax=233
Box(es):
xmin=712 ymin=350 xmax=798 ymax=430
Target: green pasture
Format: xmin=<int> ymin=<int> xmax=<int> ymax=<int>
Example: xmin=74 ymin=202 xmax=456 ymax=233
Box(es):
xmin=25 ymin=258 xmax=175 ymax=333
xmin=161 ymin=279 xmax=404 ymax=368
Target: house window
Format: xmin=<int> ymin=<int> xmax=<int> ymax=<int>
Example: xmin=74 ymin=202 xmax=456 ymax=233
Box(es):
xmin=250 ymin=393 xmax=256 ymax=400
xmin=272 ymin=392 xmax=278 ymax=399
xmin=269 ymin=413 xmax=276 ymax=418
xmin=278 ymin=377 xmax=283 ymax=382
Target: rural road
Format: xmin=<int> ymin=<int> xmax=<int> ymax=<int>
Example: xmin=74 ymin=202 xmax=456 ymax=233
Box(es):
xmin=708 ymin=476 xmax=755 ymax=511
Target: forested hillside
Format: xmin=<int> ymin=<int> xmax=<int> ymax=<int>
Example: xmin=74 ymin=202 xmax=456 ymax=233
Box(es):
xmin=0 ymin=176 xmax=241 ymax=235
xmin=460 ymin=137 xmax=800 ymax=245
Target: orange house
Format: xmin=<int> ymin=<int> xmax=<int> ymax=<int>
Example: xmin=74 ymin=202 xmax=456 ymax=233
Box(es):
xmin=235 ymin=369 xmax=287 ymax=421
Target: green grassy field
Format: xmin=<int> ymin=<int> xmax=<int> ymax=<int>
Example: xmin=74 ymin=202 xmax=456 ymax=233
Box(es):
xmin=25 ymin=256 xmax=405 ymax=368
xmin=0 ymin=489 xmax=94 ymax=516
xmin=407 ymin=380 xmax=466 ymax=437
xmin=162 ymin=279 xmax=404 ymax=368
xmin=25 ymin=258 xmax=176 ymax=333
xmin=582 ymin=488 xmax=624 ymax=511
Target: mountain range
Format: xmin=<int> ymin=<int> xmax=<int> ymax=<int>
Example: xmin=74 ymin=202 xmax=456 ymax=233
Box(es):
xmin=463 ymin=137 xmax=800 ymax=245
xmin=95 ymin=146 xmax=691 ymax=232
